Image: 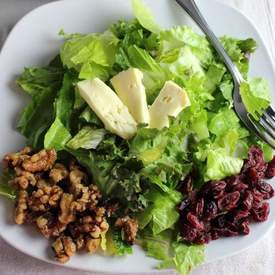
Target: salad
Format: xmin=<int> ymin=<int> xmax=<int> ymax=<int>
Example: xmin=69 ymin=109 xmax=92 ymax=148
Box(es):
xmin=1 ymin=0 xmax=275 ymax=274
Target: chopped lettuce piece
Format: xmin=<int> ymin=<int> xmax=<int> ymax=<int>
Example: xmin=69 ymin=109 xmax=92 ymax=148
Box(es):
xmin=60 ymin=30 xmax=119 ymax=80
xmin=0 ymin=170 xmax=16 ymax=200
xmin=17 ymin=67 xmax=64 ymax=97
xmin=67 ymin=127 xmax=106 ymax=150
xmin=127 ymin=45 xmax=168 ymax=103
xmin=44 ymin=118 xmax=71 ymax=151
xmin=132 ymin=0 xmax=161 ymax=34
xmin=16 ymin=64 xmax=64 ymax=148
xmin=141 ymin=230 xmax=205 ymax=275
xmin=240 ymin=78 xmax=271 ymax=119
xmin=159 ymin=46 xmax=205 ymax=77
xmin=209 ymin=108 xmax=240 ymax=137
xmin=160 ymin=242 xmax=205 ymax=275
xmin=106 ymin=229 xmax=133 ymax=256
xmin=159 ymin=26 xmax=213 ymax=66
xmin=79 ymin=107 xmax=103 ymax=127
xmin=205 ymin=148 xmax=244 ymax=181
xmin=138 ymin=188 xmax=182 ymax=235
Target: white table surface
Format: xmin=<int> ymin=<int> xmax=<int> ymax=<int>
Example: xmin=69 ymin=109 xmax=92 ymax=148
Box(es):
xmin=0 ymin=0 xmax=275 ymax=274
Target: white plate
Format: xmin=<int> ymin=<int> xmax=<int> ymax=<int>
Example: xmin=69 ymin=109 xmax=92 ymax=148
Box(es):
xmin=0 ymin=0 xmax=275 ymax=273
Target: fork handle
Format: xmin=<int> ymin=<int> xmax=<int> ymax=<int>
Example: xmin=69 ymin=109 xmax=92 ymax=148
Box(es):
xmin=175 ymin=0 xmax=243 ymax=85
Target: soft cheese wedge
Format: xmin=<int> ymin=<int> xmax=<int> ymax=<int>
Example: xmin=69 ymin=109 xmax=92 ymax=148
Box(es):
xmin=149 ymin=81 xmax=191 ymax=129
xmin=77 ymin=78 xmax=137 ymax=139
xmin=111 ymin=68 xmax=150 ymax=124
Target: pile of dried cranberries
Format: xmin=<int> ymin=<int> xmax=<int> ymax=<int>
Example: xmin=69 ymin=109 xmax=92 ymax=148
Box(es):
xmin=178 ymin=145 xmax=275 ymax=245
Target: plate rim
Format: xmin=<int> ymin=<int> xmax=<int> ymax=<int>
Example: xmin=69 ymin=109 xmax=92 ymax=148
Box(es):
xmin=0 ymin=0 xmax=274 ymax=272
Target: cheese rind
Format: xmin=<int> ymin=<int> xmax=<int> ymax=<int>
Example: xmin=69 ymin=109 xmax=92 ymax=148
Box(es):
xmin=149 ymin=81 xmax=191 ymax=129
xmin=77 ymin=78 xmax=137 ymax=139
xmin=111 ymin=68 xmax=150 ymax=124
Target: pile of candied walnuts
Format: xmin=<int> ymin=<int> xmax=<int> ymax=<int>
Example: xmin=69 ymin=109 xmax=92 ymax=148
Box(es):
xmin=3 ymin=147 xmax=138 ymax=263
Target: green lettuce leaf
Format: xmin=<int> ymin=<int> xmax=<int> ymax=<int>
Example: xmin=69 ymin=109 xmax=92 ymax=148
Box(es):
xmin=16 ymin=64 xmax=64 ymax=148
xmin=160 ymin=241 xmax=205 ymax=275
xmin=240 ymin=78 xmax=271 ymax=119
xmin=209 ymin=108 xmax=240 ymax=137
xmin=67 ymin=127 xmax=106 ymax=150
xmin=205 ymin=148 xmax=243 ymax=181
xmin=106 ymin=229 xmax=133 ymax=256
xmin=130 ymin=125 xmax=191 ymax=189
xmin=0 ymin=170 xmax=16 ymax=200
xmin=132 ymin=0 xmax=161 ymax=34
xmin=17 ymin=66 xmax=64 ymax=97
xmin=44 ymin=118 xmax=71 ymax=151
xmin=60 ymin=30 xmax=119 ymax=80
xmin=138 ymin=188 xmax=182 ymax=235
xmin=159 ymin=26 xmax=213 ymax=66
xmin=127 ymin=45 xmax=167 ymax=103
xmin=141 ymin=230 xmax=205 ymax=275
xmin=158 ymin=46 xmax=205 ymax=77
xmin=54 ymin=73 xmax=75 ymax=129
xmin=79 ymin=107 xmax=103 ymax=127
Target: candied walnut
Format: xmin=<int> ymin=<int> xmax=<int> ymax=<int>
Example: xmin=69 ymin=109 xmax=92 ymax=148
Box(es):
xmin=70 ymin=185 xmax=90 ymax=212
xmin=70 ymin=184 xmax=102 ymax=213
xmin=69 ymin=160 xmax=81 ymax=171
xmin=52 ymin=236 xmax=76 ymax=263
xmin=69 ymin=208 xmax=109 ymax=240
xmin=49 ymin=163 xmax=69 ymax=183
xmin=36 ymin=213 xmax=66 ymax=238
xmin=59 ymin=193 xmax=76 ymax=224
xmin=3 ymin=147 xmax=31 ymax=168
xmin=88 ymin=185 xmax=102 ymax=209
xmin=86 ymin=238 xmax=101 ymax=253
xmin=11 ymin=167 xmax=36 ymax=189
xmin=28 ymin=180 xmax=63 ymax=212
xmin=22 ymin=149 xmax=57 ymax=173
xmin=115 ymin=216 xmax=138 ymax=244
xmin=69 ymin=169 xmax=87 ymax=188
xmin=15 ymin=190 xmax=29 ymax=225
xmin=74 ymin=234 xmax=85 ymax=251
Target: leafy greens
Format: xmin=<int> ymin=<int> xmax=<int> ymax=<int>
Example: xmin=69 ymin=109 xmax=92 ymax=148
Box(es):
xmin=12 ymin=0 xmax=273 ymax=274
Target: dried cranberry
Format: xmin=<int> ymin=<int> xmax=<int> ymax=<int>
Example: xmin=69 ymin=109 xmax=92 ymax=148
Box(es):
xmin=231 ymin=182 xmax=249 ymax=192
xmin=178 ymin=199 xmax=190 ymax=212
xmin=256 ymin=181 xmax=274 ymax=199
xmin=180 ymin=223 xmax=198 ymax=241
xmin=213 ymin=216 xmax=227 ymax=228
xmin=251 ymin=189 xmax=264 ymax=209
xmin=243 ymin=145 xmax=266 ymax=172
xmin=194 ymin=198 xmax=204 ymax=217
xmin=200 ymin=181 xmax=227 ymax=198
xmin=251 ymin=202 xmax=270 ymax=222
xmin=217 ymin=191 xmax=240 ymax=211
xmin=186 ymin=212 xmax=204 ymax=231
xmin=212 ymin=181 xmax=227 ymax=199
xmin=203 ymin=201 xmax=218 ymax=221
xmin=226 ymin=176 xmax=242 ymax=191
xmin=210 ymin=230 xmax=220 ymax=240
xmin=179 ymin=174 xmax=193 ymax=194
xmin=177 ymin=146 xmax=274 ymax=246
xmin=248 ymin=167 xmax=266 ymax=184
xmin=265 ymin=156 xmax=275 ymax=178
xmin=239 ymin=219 xmax=250 ymax=235
xmin=230 ymin=210 xmax=250 ymax=221
xmin=216 ymin=228 xmax=239 ymax=237
xmin=242 ymin=190 xmax=254 ymax=211
xmin=193 ymin=233 xmax=211 ymax=245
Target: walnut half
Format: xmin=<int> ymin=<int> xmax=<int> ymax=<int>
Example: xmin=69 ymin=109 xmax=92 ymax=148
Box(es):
xmin=115 ymin=216 xmax=138 ymax=244
xmin=22 ymin=149 xmax=57 ymax=173
xmin=15 ymin=190 xmax=29 ymax=225
xmin=52 ymin=236 xmax=76 ymax=263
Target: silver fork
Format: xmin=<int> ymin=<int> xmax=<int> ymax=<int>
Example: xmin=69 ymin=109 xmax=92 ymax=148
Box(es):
xmin=175 ymin=0 xmax=275 ymax=149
